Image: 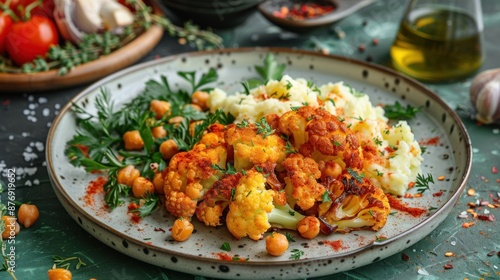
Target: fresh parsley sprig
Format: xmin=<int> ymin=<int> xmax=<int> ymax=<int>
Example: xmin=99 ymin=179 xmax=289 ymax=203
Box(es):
xmin=130 ymin=193 xmax=160 ymax=217
xmin=384 ymin=101 xmax=421 ymax=120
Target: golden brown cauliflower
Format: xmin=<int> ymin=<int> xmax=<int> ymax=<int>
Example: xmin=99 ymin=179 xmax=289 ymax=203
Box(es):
xmin=195 ymin=173 xmax=242 ymax=227
xmin=281 ymin=153 xmax=326 ymax=211
xmin=225 ymin=167 xmax=319 ymax=241
xmin=225 ymin=118 xmax=287 ymax=171
xmin=163 ymin=124 xmax=227 ymax=219
xmin=318 ymin=168 xmax=390 ymax=233
xmin=278 ymin=106 xmax=364 ymax=171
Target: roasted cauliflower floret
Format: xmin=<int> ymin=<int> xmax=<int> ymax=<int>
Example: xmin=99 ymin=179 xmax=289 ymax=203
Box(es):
xmin=225 ymin=118 xmax=287 ymax=171
xmin=226 ymin=168 xmax=320 ymax=241
xmin=281 ymin=153 xmax=326 ymax=211
xmin=195 ymin=173 xmax=242 ymax=227
xmin=226 ymin=169 xmax=274 ymax=240
xmin=278 ymin=106 xmax=364 ymax=170
xmin=163 ymin=125 xmax=227 ymax=219
xmin=318 ymin=169 xmax=390 ymax=233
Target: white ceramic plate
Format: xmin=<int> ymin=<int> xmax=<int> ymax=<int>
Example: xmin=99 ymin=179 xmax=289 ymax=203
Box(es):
xmin=46 ymin=48 xmax=472 ymax=280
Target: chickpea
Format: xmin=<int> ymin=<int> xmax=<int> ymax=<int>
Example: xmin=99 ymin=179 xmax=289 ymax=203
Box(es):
xmin=297 ymin=216 xmax=320 ymax=239
xmin=265 ymin=232 xmax=289 ymax=256
xmin=17 ymin=204 xmax=40 ymax=228
xmin=117 ymin=165 xmax=140 ymax=187
xmin=123 ymin=130 xmax=144 ymax=150
xmin=132 ymin=177 xmax=155 ymax=198
xmin=150 ymin=100 xmax=171 ymax=120
xmin=187 ymin=104 xmax=203 ymax=112
xmin=151 ymin=126 xmax=167 ymax=139
xmin=160 ymin=139 xmax=179 ymax=160
xmin=168 ymin=116 xmax=184 ymax=126
xmin=1 ymin=216 xmax=20 ymax=239
xmin=47 ymin=267 xmax=72 ymax=280
xmin=152 ymin=172 xmax=165 ymax=194
xmin=189 ymin=120 xmax=204 ymax=137
xmin=191 ymin=91 xmax=209 ymax=111
xmin=171 ymin=217 xmax=194 ymax=242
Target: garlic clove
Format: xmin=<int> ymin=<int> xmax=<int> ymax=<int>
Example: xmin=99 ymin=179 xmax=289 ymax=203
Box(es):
xmin=469 ymin=69 xmax=500 ymax=124
xmin=74 ymin=0 xmax=105 ymax=34
xmin=100 ymin=0 xmax=135 ymax=31
xmin=54 ymin=0 xmax=86 ymax=43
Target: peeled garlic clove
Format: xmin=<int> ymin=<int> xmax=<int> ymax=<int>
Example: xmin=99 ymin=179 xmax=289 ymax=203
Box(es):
xmin=469 ymin=69 xmax=500 ymax=124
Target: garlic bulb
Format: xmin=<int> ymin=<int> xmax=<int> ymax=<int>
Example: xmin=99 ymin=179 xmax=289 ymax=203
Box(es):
xmin=469 ymin=69 xmax=500 ymax=124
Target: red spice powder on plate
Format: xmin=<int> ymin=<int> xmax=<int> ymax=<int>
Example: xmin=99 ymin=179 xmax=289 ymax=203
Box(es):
xmin=323 ymin=239 xmax=345 ymax=251
xmin=387 ymin=195 xmax=427 ymax=217
xmin=418 ymin=136 xmax=440 ymax=146
xmin=83 ymin=176 xmax=106 ymax=206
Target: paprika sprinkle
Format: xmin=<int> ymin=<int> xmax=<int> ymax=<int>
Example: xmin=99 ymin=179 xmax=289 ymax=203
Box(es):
xmin=272 ymin=1 xmax=335 ymax=20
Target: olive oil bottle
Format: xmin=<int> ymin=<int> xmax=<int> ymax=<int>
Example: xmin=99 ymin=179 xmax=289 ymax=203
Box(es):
xmin=391 ymin=7 xmax=483 ymax=82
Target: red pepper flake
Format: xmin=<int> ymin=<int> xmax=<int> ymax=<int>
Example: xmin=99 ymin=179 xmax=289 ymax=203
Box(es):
xmin=84 ymin=176 xmax=107 ymax=206
xmin=443 ymin=263 xmax=454 ymax=269
xmin=497 ymin=251 xmax=500 ymax=257
xmin=1 ymin=99 xmax=10 ymax=106
xmin=358 ymin=44 xmax=366 ymax=53
xmin=387 ymin=195 xmax=427 ymax=217
xmin=418 ymin=136 xmax=440 ymax=146
xmin=154 ymin=227 xmax=166 ymax=233
xmin=477 ymin=214 xmax=495 ymax=222
xmin=323 ymin=239 xmax=345 ymax=251
xmin=402 ymin=252 xmax=410 ymax=261
xmin=273 ymin=2 xmax=335 ymax=21
xmin=408 ymin=181 xmax=416 ymax=189
xmin=462 ymin=222 xmax=475 ymax=228
xmin=372 ymin=38 xmax=379 ymax=45
xmin=433 ymin=190 xmax=443 ymax=197
xmin=492 ymin=166 xmax=498 ymax=174
xmin=128 ymin=202 xmax=141 ymax=223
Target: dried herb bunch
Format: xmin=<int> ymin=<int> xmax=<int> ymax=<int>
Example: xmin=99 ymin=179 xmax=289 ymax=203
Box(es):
xmin=0 ymin=0 xmax=224 ymax=75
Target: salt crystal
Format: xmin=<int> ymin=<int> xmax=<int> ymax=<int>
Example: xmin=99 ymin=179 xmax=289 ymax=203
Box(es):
xmin=23 ymin=109 xmax=30 ymax=115
xmin=451 ymin=241 xmax=456 ymax=246
xmin=21 ymin=132 xmax=30 ymax=137
xmin=47 ymin=122 xmax=52 ymax=128
xmin=23 ymin=152 xmax=38 ymax=162
xmin=28 ymin=103 xmax=36 ymax=110
xmin=484 ymin=209 xmax=490 ymax=214
xmin=417 ymin=268 xmax=429 ymax=275
xmin=33 ymin=179 xmax=40 ymax=185
xmin=458 ymin=211 xmax=468 ymax=219
xmin=8 ymin=135 xmax=13 ymax=140
xmin=54 ymin=103 xmax=61 ymax=109
xmin=28 ymin=95 xmax=34 ymax=102
xmin=26 ymin=146 xmax=33 ymax=152
xmin=42 ymin=108 xmax=50 ymax=117
xmin=35 ymin=142 xmax=44 ymax=152
xmin=38 ymin=97 xmax=48 ymax=104
xmin=25 ymin=180 xmax=32 ymax=186
xmin=493 ymin=128 xmax=499 ymax=134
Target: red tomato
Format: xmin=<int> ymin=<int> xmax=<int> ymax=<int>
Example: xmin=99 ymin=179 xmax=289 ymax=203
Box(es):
xmin=5 ymin=15 xmax=59 ymax=65
xmin=0 ymin=13 xmax=13 ymax=54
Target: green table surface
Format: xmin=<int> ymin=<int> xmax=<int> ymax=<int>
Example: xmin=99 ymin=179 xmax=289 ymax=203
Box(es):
xmin=1 ymin=0 xmax=499 ymax=279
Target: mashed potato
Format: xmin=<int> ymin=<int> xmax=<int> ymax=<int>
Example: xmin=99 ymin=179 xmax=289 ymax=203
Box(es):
xmin=208 ymin=75 xmax=423 ymax=196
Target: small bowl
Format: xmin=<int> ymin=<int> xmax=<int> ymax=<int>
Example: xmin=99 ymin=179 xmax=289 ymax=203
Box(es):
xmin=258 ymin=0 xmax=374 ymax=33
xmin=160 ymin=0 xmax=264 ymax=28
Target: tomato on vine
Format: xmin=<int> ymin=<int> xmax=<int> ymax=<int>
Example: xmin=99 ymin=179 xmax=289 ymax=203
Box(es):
xmin=6 ymin=14 xmax=58 ymax=65
xmin=0 ymin=12 xmax=12 ymax=54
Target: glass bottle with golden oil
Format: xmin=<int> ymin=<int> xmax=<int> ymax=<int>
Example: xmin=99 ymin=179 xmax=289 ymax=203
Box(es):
xmin=390 ymin=0 xmax=484 ymax=82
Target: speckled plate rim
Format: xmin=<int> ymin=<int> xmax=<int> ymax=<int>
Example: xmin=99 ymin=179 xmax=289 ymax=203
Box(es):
xmin=46 ymin=47 xmax=473 ymax=279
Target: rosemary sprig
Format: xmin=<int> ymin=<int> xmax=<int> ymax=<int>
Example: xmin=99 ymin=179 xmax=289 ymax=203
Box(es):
xmin=415 ymin=173 xmax=434 ymax=194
